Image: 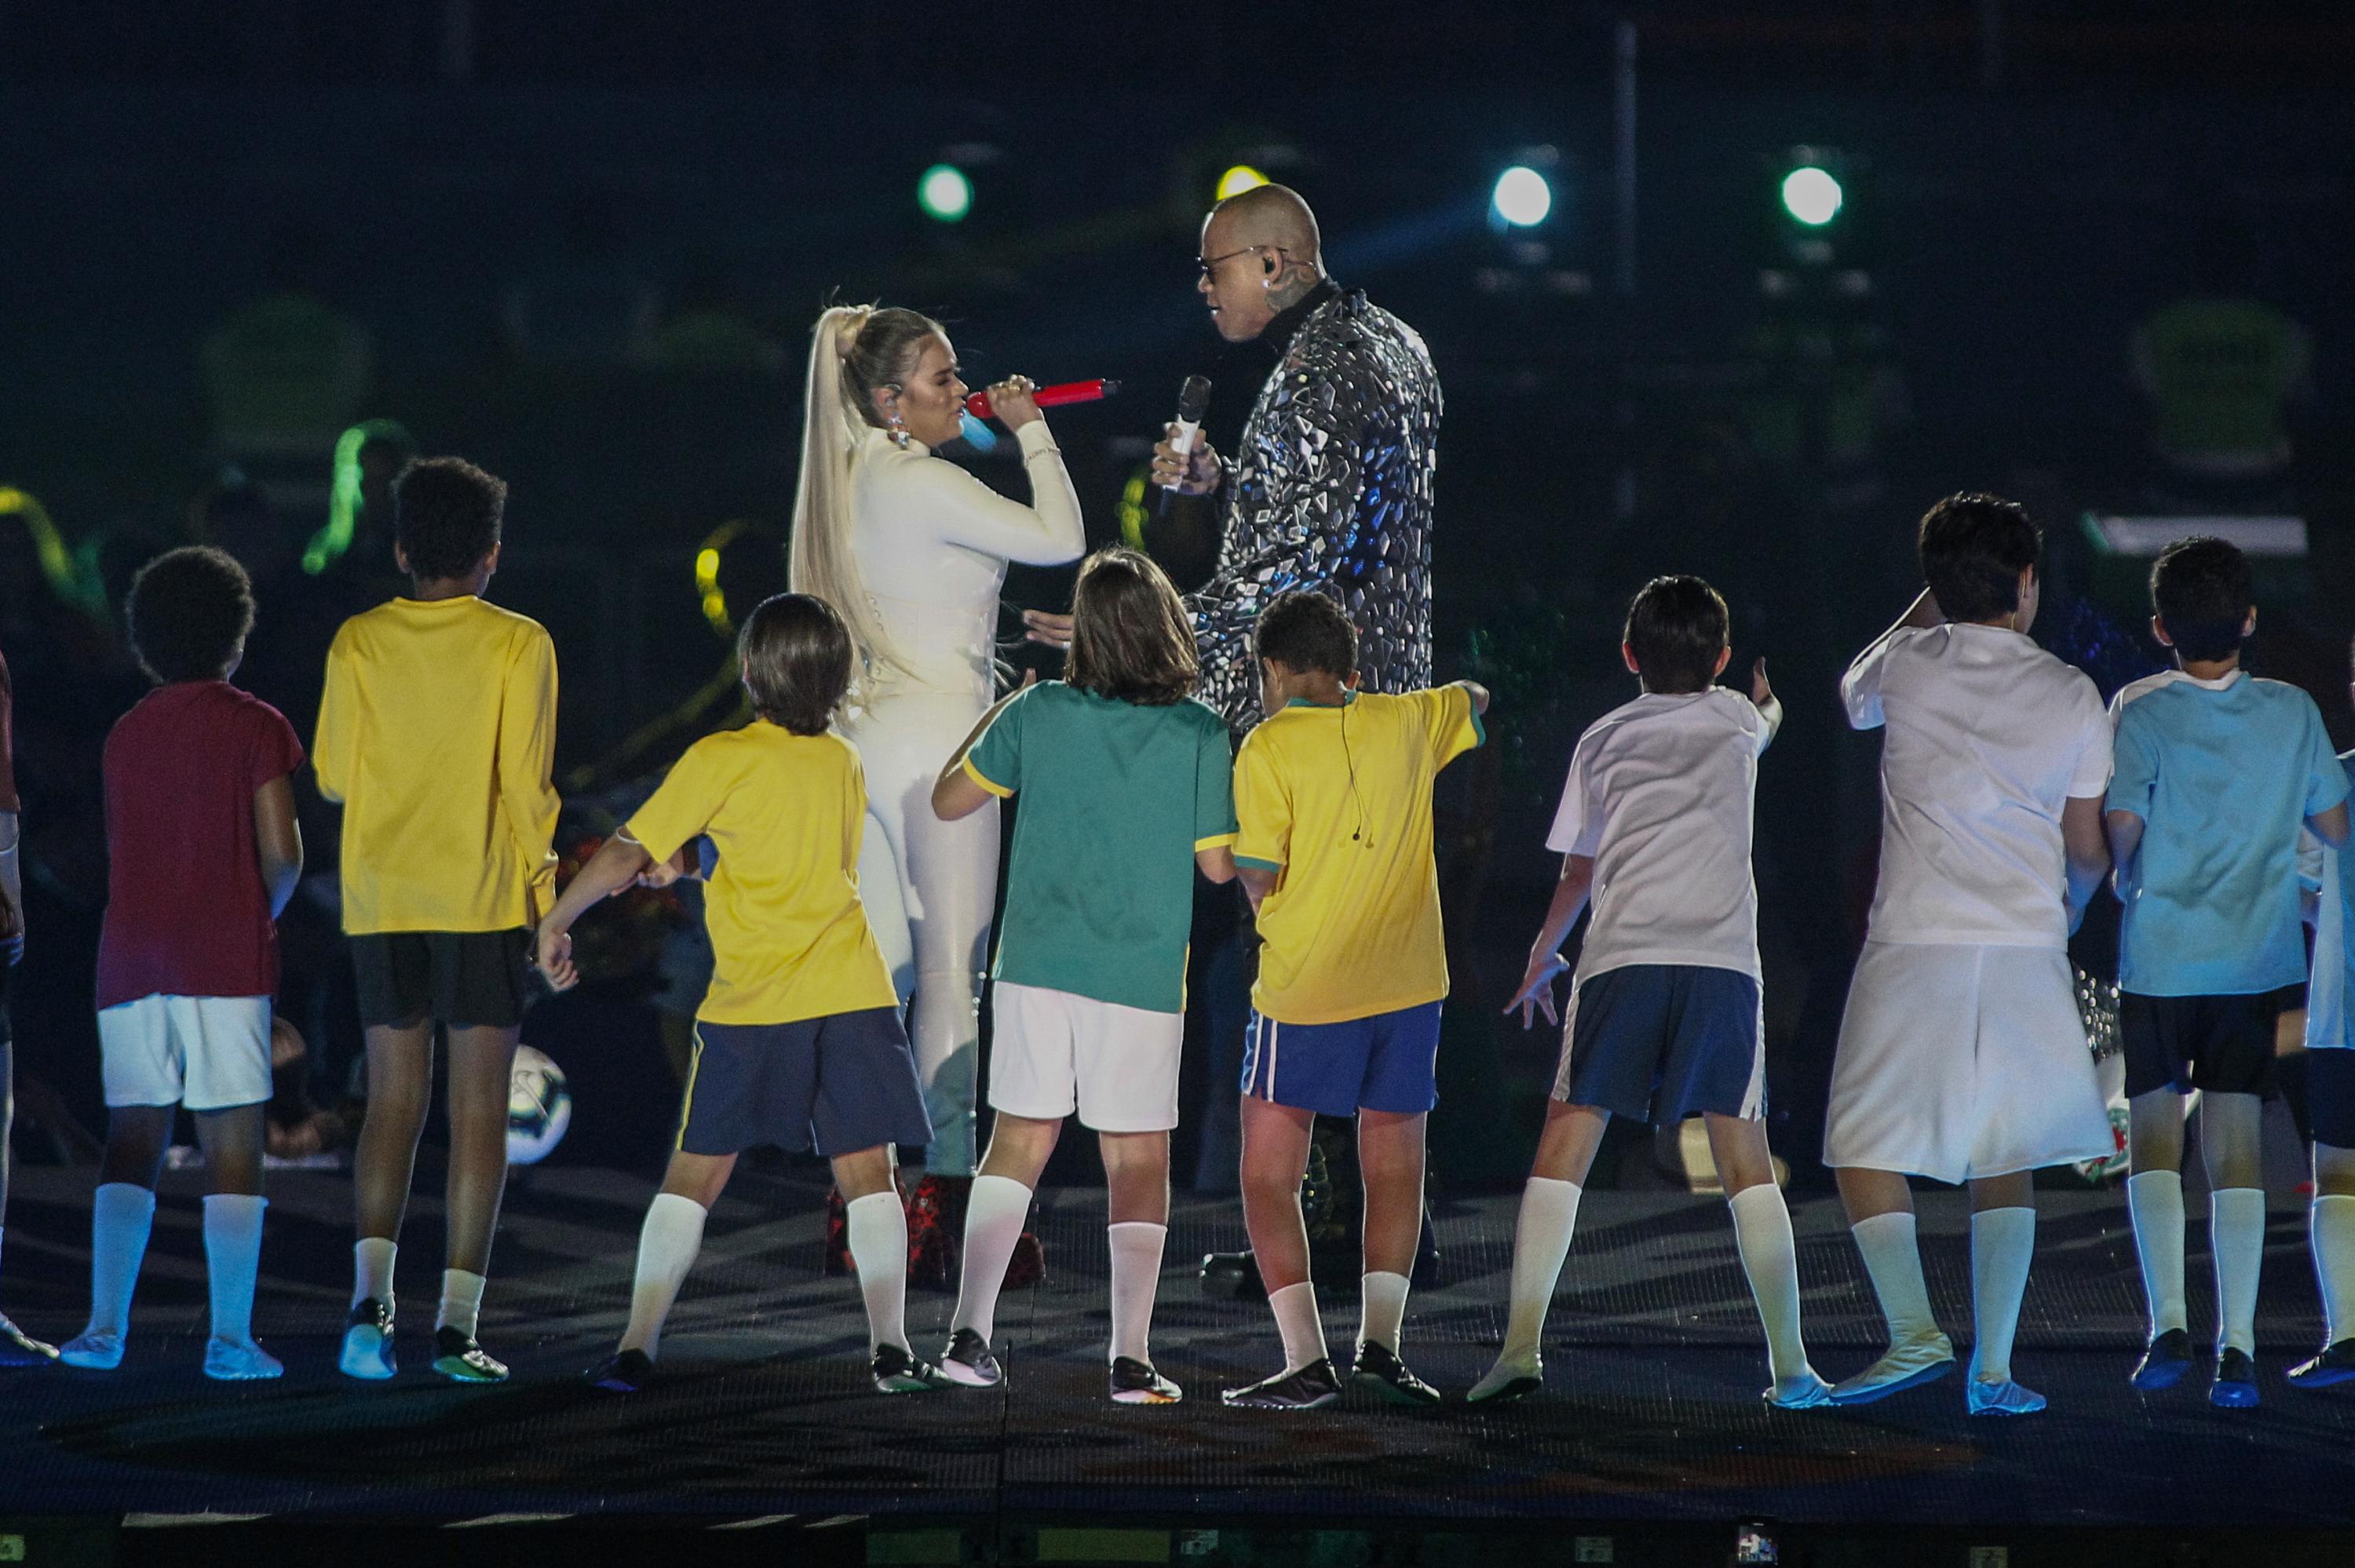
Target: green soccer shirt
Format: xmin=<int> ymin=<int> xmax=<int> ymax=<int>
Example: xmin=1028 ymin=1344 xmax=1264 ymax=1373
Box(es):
xmin=963 ymin=682 xmax=1237 ymax=1015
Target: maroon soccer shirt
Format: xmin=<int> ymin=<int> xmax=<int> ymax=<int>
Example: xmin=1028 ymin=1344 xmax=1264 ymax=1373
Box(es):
xmin=97 ymin=680 xmax=304 ymax=1009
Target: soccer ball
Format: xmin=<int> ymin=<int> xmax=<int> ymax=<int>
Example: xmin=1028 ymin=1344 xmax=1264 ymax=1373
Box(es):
xmin=507 ymin=1046 xmax=572 ymax=1166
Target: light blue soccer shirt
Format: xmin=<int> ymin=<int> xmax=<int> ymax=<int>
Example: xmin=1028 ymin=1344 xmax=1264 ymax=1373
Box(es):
xmin=2304 ymin=753 xmax=2355 ymax=1050
xmin=2109 ymin=669 xmax=2347 ymax=996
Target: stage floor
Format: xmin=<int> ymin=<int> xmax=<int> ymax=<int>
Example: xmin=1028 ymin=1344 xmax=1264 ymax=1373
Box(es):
xmin=3 ymin=1164 xmax=2353 ymax=1535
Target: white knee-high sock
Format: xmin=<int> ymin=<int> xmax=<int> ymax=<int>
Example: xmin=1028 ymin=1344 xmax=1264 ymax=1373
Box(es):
xmin=1106 ymin=1221 xmax=1166 ymax=1365
xmin=201 ymin=1194 xmax=267 ymax=1344
xmin=437 ymin=1269 xmax=487 ymax=1337
xmin=352 ymin=1236 xmax=396 ymax=1310
xmin=1851 ymin=1210 xmax=1941 ymax=1347
xmin=2313 ymin=1193 xmax=2355 ymax=1344
xmin=845 ymin=1191 xmax=911 ymax=1355
xmin=1268 ymin=1279 xmax=1328 ymax=1373
xmin=86 ymin=1183 xmax=157 ymax=1337
xmin=2127 ymin=1169 xmax=2189 ymax=1338
xmin=1968 ymin=1205 xmax=2036 ymax=1382
xmin=2211 ymin=1187 xmax=2266 ymax=1358
xmin=1729 ymin=1183 xmax=1809 ymax=1380
xmin=1359 ymin=1271 xmax=1411 ymax=1353
xmin=1497 ymin=1177 xmax=1581 ymax=1370
xmin=621 ymin=1193 xmax=708 ymax=1358
xmin=949 ymin=1174 xmax=1031 ymax=1344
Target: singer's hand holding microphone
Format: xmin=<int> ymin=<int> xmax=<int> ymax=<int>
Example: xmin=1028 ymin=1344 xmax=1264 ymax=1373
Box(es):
xmin=1151 ymin=375 xmax=1220 ymax=496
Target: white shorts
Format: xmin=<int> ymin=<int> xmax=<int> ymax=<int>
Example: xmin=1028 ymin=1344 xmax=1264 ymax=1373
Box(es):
xmin=97 ymin=994 xmax=273 ymax=1113
xmin=988 ymin=982 xmax=1183 ymax=1133
xmin=1824 ymin=942 xmax=2112 ymax=1185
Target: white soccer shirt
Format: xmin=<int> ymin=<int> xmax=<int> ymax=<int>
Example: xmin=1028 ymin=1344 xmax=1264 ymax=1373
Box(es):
xmin=1842 ymin=622 xmax=2112 ymax=949
xmin=1547 ymin=687 xmax=1776 ymax=983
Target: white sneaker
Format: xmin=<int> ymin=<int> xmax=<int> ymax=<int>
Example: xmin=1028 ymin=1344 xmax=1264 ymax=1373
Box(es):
xmin=59 ymin=1329 xmax=126 ymax=1370
xmin=1466 ymin=1355 xmax=1545 ymax=1404
xmin=1828 ymin=1333 xmax=1955 ymax=1405
xmin=1764 ymin=1367 xmax=1835 ymax=1409
xmin=1966 ymin=1375 xmax=2046 ymax=1416
xmin=204 ymin=1336 xmax=285 ymax=1381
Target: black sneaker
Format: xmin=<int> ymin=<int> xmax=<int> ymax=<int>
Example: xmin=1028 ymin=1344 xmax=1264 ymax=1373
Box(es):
xmin=1221 ymin=1358 xmax=1343 ymax=1409
xmin=1350 ymin=1340 xmax=1441 ymax=1406
xmin=871 ymin=1344 xmax=953 ymax=1394
xmin=432 ymin=1326 xmax=509 ymax=1384
xmin=340 ymin=1298 xmax=397 ymax=1380
xmin=1109 ymin=1355 xmax=1182 ymax=1406
xmin=1198 ymin=1249 xmax=1267 ymax=1303
xmin=2130 ymin=1327 xmax=2196 ymax=1391
xmin=939 ymin=1327 xmax=1002 ymax=1388
xmin=2287 ymin=1339 xmax=2355 ymax=1390
xmin=2210 ymin=1346 xmax=2259 ymax=1409
xmin=585 ymin=1348 xmax=654 ymax=1393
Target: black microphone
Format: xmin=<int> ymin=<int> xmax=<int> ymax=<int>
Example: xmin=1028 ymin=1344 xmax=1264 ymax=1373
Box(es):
xmin=1156 ymin=374 xmax=1214 ymax=520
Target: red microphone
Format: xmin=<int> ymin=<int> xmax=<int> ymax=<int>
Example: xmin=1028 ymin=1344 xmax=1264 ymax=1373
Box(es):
xmin=964 ymin=378 xmax=1122 ymax=421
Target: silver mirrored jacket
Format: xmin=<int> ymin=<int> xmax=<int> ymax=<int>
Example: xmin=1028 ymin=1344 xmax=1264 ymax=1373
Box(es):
xmin=1188 ymin=286 xmax=1442 ymax=729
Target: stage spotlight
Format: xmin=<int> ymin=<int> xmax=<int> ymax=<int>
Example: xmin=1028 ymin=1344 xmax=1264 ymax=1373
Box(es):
xmin=1492 ymin=166 xmax=1553 ymax=228
xmin=918 ymin=162 xmax=972 ymax=224
xmin=1780 ymin=166 xmax=1843 ymax=228
xmin=1217 ymin=164 xmax=1269 ymax=200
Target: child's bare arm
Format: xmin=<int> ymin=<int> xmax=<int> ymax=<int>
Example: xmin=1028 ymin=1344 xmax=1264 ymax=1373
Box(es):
xmin=0 ymin=811 xmax=20 ymax=961
xmin=933 ymin=673 xmax=1034 ymax=821
xmin=1196 ymin=844 xmax=1237 ymax=884
xmin=1236 ymin=862 xmax=1279 ymax=911
xmin=1504 ymin=853 xmax=1597 ymax=1028
xmin=2065 ymin=795 xmax=2113 ymax=927
xmin=536 ymin=833 xmax=654 ymax=991
xmin=252 ymin=775 xmax=304 ymax=920
xmin=2309 ymin=800 xmax=2352 ymax=852
xmin=1453 ymin=679 xmax=1492 ymax=717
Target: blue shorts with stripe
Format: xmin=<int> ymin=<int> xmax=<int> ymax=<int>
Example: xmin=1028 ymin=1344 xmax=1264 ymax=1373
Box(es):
xmin=677 ymin=1006 xmax=933 ymax=1158
xmin=1240 ymin=1001 xmax=1442 ymax=1117
xmin=1554 ymin=964 xmax=1765 ymax=1124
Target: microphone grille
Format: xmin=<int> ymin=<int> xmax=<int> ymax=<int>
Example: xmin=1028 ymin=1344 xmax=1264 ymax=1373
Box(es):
xmin=1177 ymin=374 xmax=1213 ymax=421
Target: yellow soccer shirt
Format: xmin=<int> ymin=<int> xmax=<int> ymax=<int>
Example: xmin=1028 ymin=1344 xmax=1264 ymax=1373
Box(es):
xmin=1234 ymin=685 xmax=1484 ymax=1025
xmin=315 ymin=596 xmax=560 ymax=934
xmin=624 ymin=721 xmax=898 ymax=1026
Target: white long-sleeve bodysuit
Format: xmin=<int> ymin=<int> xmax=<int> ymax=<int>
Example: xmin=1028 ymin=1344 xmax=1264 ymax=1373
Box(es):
xmin=843 ymin=417 xmax=1085 ymax=1174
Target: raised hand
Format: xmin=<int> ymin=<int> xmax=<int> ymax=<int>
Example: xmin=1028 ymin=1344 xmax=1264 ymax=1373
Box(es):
xmin=1751 ymin=656 xmax=1774 ymax=709
xmin=1150 ymin=423 xmax=1221 ymax=495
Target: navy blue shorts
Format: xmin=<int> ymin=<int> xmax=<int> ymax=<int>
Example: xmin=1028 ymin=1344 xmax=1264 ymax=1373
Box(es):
xmin=1555 ymin=965 xmax=1765 ymax=1124
xmin=2120 ymin=989 xmax=2290 ymax=1099
xmin=2309 ymin=1049 xmax=2355 ymax=1150
xmin=1240 ymin=1001 xmax=1441 ymax=1117
xmin=677 ymin=1007 xmax=933 ymax=1158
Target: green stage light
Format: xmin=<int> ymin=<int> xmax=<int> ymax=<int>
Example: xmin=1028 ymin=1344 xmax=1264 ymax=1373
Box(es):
xmin=918 ymin=163 xmax=973 ymax=223
xmin=1780 ymin=166 xmax=1843 ymax=227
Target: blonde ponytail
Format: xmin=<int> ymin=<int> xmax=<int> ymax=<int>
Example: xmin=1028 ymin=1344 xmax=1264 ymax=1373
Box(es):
xmin=787 ymin=303 xmax=922 ymax=696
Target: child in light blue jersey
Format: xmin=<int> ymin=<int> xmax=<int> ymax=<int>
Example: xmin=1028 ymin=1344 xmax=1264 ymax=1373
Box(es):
xmin=2106 ymin=536 xmax=2348 ymax=1407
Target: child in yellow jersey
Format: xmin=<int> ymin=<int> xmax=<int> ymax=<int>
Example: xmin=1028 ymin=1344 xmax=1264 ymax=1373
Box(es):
xmin=314 ymin=458 xmax=558 ymax=1385
xmin=541 ymin=593 xmax=945 ymax=1397
xmin=1222 ymin=592 xmax=1488 ymax=1410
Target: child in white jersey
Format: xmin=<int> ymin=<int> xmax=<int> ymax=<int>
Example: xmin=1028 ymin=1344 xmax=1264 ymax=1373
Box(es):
xmin=1824 ymin=493 xmax=2115 ymax=1417
xmin=1473 ymin=576 xmax=1828 ymax=1409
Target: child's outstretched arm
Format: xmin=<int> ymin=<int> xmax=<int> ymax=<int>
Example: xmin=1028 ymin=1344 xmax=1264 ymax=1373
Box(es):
xmin=1751 ymin=658 xmax=1784 ymax=746
xmin=1454 ymin=678 xmax=1492 ymax=716
xmin=535 ymin=833 xmax=654 ymax=991
xmin=1503 ymin=852 xmax=1597 ymax=1029
xmin=2309 ymin=800 xmax=2352 ymax=853
xmin=933 ymin=673 xmax=1035 ymax=822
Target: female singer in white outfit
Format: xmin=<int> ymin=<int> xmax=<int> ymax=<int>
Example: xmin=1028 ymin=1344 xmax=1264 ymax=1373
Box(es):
xmin=789 ymin=304 xmax=1085 ymax=1209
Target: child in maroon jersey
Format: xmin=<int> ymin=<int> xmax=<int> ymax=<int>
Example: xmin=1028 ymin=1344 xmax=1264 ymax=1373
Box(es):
xmin=57 ymin=548 xmax=305 ymax=1381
